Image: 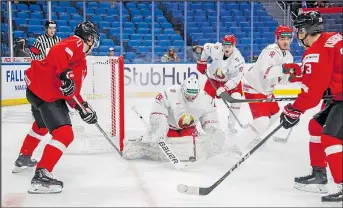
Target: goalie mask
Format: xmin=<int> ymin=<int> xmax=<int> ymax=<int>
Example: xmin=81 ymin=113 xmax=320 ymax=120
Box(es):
xmin=181 ymin=76 xmax=200 ymax=102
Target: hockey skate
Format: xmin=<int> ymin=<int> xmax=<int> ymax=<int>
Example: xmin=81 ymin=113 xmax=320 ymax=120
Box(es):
xmin=12 ymin=154 xmax=37 ymax=173
xmin=227 ymin=120 xmax=238 ymax=136
xmin=321 ymin=183 xmax=342 ymax=207
xmin=294 ymin=166 xmax=328 ymax=193
xmin=28 ymin=168 xmax=63 ymax=194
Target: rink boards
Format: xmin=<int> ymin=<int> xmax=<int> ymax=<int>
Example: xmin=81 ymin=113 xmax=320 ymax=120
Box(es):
xmin=1 ymin=60 xmax=301 ymax=106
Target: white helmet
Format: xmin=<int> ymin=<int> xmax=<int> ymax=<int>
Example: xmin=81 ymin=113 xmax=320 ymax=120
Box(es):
xmin=181 ymin=75 xmax=200 ymax=101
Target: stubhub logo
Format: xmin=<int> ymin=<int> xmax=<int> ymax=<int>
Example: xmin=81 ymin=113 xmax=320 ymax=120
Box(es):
xmin=124 ymin=65 xmax=198 ymax=86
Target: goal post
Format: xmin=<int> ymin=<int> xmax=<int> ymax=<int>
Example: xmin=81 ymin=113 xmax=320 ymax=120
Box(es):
xmin=67 ymin=56 xmax=125 ymax=154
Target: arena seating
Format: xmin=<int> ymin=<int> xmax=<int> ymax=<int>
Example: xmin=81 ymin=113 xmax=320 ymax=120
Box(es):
xmin=1 ymin=1 xmax=342 ymax=63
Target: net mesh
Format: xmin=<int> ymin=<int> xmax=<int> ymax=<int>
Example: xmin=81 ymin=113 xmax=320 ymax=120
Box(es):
xmin=66 ymin=56 xmax=124 ymax=155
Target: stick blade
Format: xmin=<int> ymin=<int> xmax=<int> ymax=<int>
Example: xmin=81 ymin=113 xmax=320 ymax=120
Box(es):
xmin=177 ymin=184 xmax=200 ymax=195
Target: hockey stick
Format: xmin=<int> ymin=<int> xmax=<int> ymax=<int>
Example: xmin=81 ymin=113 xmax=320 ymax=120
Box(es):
xmin=73 ymin=96 xmax=122 ymax=157
xmin=273 ymin=127 xmax=294 ymax=143
xmin=177 ymin=123 xmax=283 ymax=196
xmin=204 ymin=73 xmax=249 ymax=129
xmin=130 ymin=106 xmax=189 ymax=171
xmin=218 ymin=91 xmax=332 ymax=104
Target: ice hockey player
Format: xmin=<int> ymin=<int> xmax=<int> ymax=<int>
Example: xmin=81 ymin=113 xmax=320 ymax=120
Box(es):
xmin=12 ymin=21 xmax=100 ymax=194
xmin=232 ymin=25 xmax=302 ymax=150
xmin=280 ymin=11 xmax=342 ymax=206
xmin=197 ymin=34 xmax=245 ymax=135
xmin=122 ymin=76 xmax=242 ymax=161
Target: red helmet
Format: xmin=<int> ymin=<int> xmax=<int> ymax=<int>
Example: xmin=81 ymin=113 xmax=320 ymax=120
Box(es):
xmin=274 ymin=25 xmax=293 ymax=39
xmin=222 ymin=35 xmax=236 ymax=46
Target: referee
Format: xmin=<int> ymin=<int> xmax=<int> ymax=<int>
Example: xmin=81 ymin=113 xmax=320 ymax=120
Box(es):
xmin=30 ymin=21 xmax=61 ymax=60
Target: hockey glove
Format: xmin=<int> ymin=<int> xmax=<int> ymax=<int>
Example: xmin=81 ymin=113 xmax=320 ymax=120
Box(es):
xmin=59 ymin=69 xmax=75 ymax=96
xmin=75 ymin=102 xmax=98 ymax=124
xmin=282 ymin=63 xmax=302 ymax=76
xmin=280 ymin=103 xmax=301 ymax=129
xmin=197 ymin=60 xmax=207 ymax=74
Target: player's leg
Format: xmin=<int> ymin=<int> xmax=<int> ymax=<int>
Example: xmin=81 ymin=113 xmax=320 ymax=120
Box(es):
xmin=234 ymin=92 xmax=272 ymax=150
xmin=12 ymin=106 xmax=49 ymax=173
xmin=226 ymin=81 xmax=243 ymax=135
xmin=320 ymin=102 xmax=342 ymax=205
xmin=293 ymin=118 xmax=328 ymax=193
xmin=27 ymin=92 xmax=73 ymax=194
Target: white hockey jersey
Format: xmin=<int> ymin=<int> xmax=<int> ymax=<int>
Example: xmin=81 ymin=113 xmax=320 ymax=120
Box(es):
xmin=243 ymin=43 xmax=294 ymax=95
xmin=201 ymin=42 xmax=245 ymax=90
xmin=151 ymin=85 xmax=219 ymax=131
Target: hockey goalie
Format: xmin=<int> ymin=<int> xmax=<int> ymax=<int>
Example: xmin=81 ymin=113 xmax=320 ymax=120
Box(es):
xmin=122 ymin=76 xmax=242 ymax=161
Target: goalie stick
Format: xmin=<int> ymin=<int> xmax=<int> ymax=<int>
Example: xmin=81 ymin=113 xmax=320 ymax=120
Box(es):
xmin=204 ymin=72 xmax=249 ymax=129
xmin=73 ymin=96 xmax=122 ymax=157
xmin=177 ymin=123 xmax=283 ymax=196
xmin=130 ymin=106 xmax=191 ymax=171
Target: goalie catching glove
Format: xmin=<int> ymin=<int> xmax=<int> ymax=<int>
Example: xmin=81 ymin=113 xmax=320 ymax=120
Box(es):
xmin=75 ymin=101 xmax=98 ymax=124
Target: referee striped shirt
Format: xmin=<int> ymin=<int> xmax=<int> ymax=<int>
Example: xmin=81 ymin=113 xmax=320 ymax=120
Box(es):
xmin=30 ymin=34 xmax=62 ymax=60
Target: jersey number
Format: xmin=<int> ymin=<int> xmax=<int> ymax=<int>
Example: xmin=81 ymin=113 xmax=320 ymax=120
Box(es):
xmin=303 ymin=63 xmax=312 ymax=74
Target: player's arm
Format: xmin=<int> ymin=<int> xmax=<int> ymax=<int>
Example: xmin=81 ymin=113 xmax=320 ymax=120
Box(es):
xmin=224 ymin=56 xmax=245 ymax=90
xmin=197 ymin=43 xmax=213 ymax=74
xmin=292 ymin=51 xmax=333 ymax=113
xmin=30 ymin=38 xmax=42 ymax=60
xmin=260 ymin=49 xmax=301 ymax=80
xmin=143 ymin=92 xmax=170 ymax=143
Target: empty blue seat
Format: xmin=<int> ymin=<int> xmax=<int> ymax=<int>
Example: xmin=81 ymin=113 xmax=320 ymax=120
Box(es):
xmin=59 ymin=14 xmax=71 ymax=21
xmin=72 ymin=14 xmax=83 ymax=21
xmin=144 ymin=40 xmax=152 ymax=46
xmin=136 ymin=22 xmax=149 ymax=28
xmin=29 ymin=4 xmax=41 ymax=12
xmin=241 ymin=38 xmax=251 ymax=45
xmin=144 ymin=34 xmax=152 ymax=40
xmin=137 ymin=3 xmax=147 ymax=10
xmin=131 ymin=9 xmax=142 ymax=16
xmin=100 ymin=2 xmax=111 ymax=9
xmin=159 ymin=40 xmax=171 ymax=47
xmin=69 ymin=20 xmax=79 ymax=29
xmin=110 ymin=28 xmax=120 ymax=34
xmin=17 ymin=3 xmax=28 ymax=11
xmin=55 ymin=6 xmax=65 ymax=13
xmin=65 ymin=7 xmax=77 ymax=13
xmin=99 ymin=21 xmax=110 ymax=29
xmin=31 ymin=13 xmax=43 ymax=19
xmin=190 ymin=3 xmax=202 ymax=10
xmin=17 ymin=12 xmax=29 ymax=19
xmin=170 ymin=34 xmax=181 ymax=41
xmin=126 ymin=2 xmax=136 ymax=9
xmin=107 ymin=8 xmax=118 ymax=15
xmin=142 ymin=10 xmax=152 ymax=17
xmin=91 ymin=16 xmax=102 ymax=22
xmin=261 ymin=16 xmax=273 ymax=22
xmin=27 ymin=19 xmax=41 ymax=26
xmin=137 ymin=28 xmax=150 ymax=34
xmin=86 ymin=8 xmax=94 ymax=14
xmin=235 ymin=16 xmax=246 ymax=22
xmin=132 ymin=16 xmax=143 ymax=23
xmin=125 ymin=52 xmax=136 ymax=60
xmin=173 ymin=40 xmax=184 ymax=47
xmin=255 ymin=38 xmax=268 ymax=45
xmin=156 ymin=16 xmax=167 ymax=23
xmin=230 ymin=27 xmax=241 ymax=33
xmin=56 ymin=32 xmax=68 ymax=39
xmin=102 ymin=39 xmax=114 ymax=46
xmin=95 ymin=8 xmax=107 ymax=15
xmin=131 ymin=34 xmax=143 ymax=40
xmin=88 ymin=2 xmax=98 ymax=8
xmin=103 ymin=16 xmax=116 ymax=22
xmin=158 ymin=34 xmax=169 ymax=41
xmin=137 ymin=46 xmax=149 ymax=54
xmin=28 ymin=26 xmax=42 ymax=33
xmin=111 ymin=22 xmax=120 ymax=28
xmin=59 ymin=26 xmax=71 ymax=33
xmin=15 ymin=18 xmax=27 ymax=26
xmin=55 ymin=20 xmax=68 ymax=27
xmin=194 ymin=16 xmax=207 ymax=22
xmin=202 ymin=27 xmax=213 ymax=33
xmin=259 ymin=27 xmax=270 ymax=33
xmin=123 ymin=28 xmax=135 ymax=34
xmin=203 ymin=3 xmax=215 ymax=10
xmin=128 ymin=40 xmax=141 ymax=47
xmin=161 ymin=22 xmax=172 ymax=29
xmin=13 ymin=30 xmax=24 ymax=38
xmin=163 ymin=28 xmax=174 ymax=35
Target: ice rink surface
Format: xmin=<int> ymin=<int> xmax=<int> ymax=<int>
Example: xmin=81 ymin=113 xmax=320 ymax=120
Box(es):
xmin=1 ymin=97 xmax=337 ymax=207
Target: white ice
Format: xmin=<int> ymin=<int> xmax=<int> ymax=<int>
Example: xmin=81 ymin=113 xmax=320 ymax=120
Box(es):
xmin=1 ymin=98 xmax=337 ymax=207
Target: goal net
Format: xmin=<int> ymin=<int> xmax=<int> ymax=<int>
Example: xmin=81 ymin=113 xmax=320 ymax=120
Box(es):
xmin=66 ymin=56 xmax=124 ymax=155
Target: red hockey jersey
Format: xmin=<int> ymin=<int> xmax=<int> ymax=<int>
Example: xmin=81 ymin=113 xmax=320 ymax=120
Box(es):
xmin=25 ymin=35 xmax=87 ymax=105
xmin=293 ymin=32 xmax=343 ymax=113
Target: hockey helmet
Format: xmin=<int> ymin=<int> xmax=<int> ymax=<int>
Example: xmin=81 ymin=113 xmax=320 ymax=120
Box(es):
xmin=75 ymin=21 xmax=100 ymax=48
xmin=294 ymin=11 xmax=324 ymax=35
xmin=222 ymin=35 xmax=236 ymax=46
xmin=44 ymin=20 xmax=57 ymax=30
xmin=181 ymin=75 xmax=200 ymax=102
xmin=275 ymin=25 xmax=293 ymax=40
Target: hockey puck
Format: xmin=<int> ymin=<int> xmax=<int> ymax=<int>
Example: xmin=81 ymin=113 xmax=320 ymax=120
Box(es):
xmin=189 ymin=156 xmax=196 ymax=162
